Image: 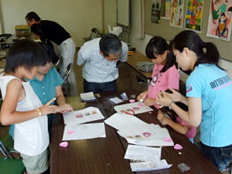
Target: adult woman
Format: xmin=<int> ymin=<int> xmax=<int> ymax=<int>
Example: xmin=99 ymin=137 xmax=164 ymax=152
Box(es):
xmin=157 ymin=30 xmax=232 ymax=173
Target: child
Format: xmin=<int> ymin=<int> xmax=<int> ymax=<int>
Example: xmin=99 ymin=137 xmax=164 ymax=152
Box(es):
xmin=137 ymin=36 xmax=179 ymax=108
xmin=157 ymin=107 xmax=196 ymax=141
xmin=136 ymin=36 xmax=195 ymax=140
xmin=0 ymin=40 xmax=57 ymax=174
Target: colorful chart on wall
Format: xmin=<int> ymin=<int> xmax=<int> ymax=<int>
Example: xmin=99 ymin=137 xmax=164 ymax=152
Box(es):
xmin=169 ymin=0 xmax=185 ymax=28
xmin=63 ymin=107 xmax=104 ymax=125
xmin=185 ymin=0 xmax=204 ymax=32
xmin=207 ymin=0 xmax=232 ymax=41
xmin=114 ymin=102 xmax=153 ymax=115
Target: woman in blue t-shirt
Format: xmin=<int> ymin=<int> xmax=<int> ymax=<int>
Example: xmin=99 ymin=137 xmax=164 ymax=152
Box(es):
xmin=156 ymin=30 xmax=232 ymax=173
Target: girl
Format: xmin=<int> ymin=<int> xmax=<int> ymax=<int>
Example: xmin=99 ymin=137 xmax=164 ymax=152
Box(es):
xmin=137 ymin=36 xmax=195 ymax=139
xmin=0 ymin=40 xmax=57 ymax=174
xmin=137 ymin=36 xmax=179 ymax=107
xmin=157 ymin=106 xmax=196 ymax=141
xmin=157 ymin=30 xmax=232 ymax=173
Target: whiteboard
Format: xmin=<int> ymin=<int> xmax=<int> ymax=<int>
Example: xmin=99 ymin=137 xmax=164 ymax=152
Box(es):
xmin=117 ymin=0 xmax=130 ymax=27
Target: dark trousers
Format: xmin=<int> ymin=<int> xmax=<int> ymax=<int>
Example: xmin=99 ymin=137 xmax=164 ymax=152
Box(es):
xmin=83 ymin=79 xmax=117 ymax=93
xmin=200 ymin=142 xmax=232 ymax=172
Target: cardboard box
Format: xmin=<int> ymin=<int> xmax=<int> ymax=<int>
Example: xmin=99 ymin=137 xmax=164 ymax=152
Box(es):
xmin=15 ymin=25 xmax=30 ymax=37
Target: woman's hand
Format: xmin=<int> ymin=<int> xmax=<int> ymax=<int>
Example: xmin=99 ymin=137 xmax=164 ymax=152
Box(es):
xmin=166 ymin=88 xmax=182 ymax=102
xmin=137 ymin=90 xmax=148 ymax=102
xmin=156 ymin=91 xmax=172 ymax=107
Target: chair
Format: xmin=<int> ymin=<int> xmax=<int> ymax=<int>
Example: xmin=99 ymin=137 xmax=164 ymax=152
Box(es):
xmin=1 ymin=132 xmax=14 ymax=151
xmin=0 ymin=137 xmax=25 ymax=174
xmin=0 ymin=98 xmax=25 ymax=173
xmin=62 ymin=63 xmax=72 ymax=96
xmin=53 ymin=56 xmax=61 ymax=69
xmin=0 ymin=33 xmax=12 ymax=50
xmin=83 ymin=28 xmax=102 ymax=42
xmin=0 ymin=158 xmax=25 ymax=174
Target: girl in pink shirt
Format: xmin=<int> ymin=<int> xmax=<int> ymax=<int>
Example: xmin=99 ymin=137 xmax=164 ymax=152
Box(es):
xmin=137 ymin=36 xmax=179 ymax=108
xmin=157 ymin=110 xmax=196 ymax=140
xmin=137 ymin=36 xmax=196 ymax=140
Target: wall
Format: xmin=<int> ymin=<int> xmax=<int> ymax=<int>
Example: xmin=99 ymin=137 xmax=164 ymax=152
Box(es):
xmin=130 ymin=0 xmax=232 ymax=80
xmin=0 ymin=0 xmax=117 ymax=47
xmin=103 ymin=0 xmax=117 ymax=33
xmin=144 ymin=0 xmax=232 ymax=62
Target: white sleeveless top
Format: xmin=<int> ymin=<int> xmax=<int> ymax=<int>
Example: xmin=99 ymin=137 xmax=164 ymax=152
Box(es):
xmin=0 ymin=76 xmax=49 ymax=156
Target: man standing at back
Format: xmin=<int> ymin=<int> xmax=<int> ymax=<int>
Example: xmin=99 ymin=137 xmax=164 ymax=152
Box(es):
xmin=25 ymin=11 xmax=78 ymax=95
xmin=77 ymin=34 xmax=128 ymax=93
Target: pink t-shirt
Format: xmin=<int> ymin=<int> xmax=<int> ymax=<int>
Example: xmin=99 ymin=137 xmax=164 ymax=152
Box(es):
xmin=147 ymin=64 xmax=179 ymax=108
xmin=176 ymin=117 xmax=196 ymax=139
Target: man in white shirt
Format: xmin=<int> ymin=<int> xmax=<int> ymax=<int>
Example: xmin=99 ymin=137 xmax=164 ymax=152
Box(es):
xmin=77 ymin=34 xmax=128 ymax=93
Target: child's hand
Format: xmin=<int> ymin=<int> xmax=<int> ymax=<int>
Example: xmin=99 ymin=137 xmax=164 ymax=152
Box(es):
xmin=56 ymin=103 xmax=73 ymax=113
xmin=39 ymin=98 xmax=58 ymax=115
xmin=157 ymin=111 xmax=170 ymax=126
xmin=137 ymin=91 xmax=148 ymax=102
xmin=144 ymin=98 xmax=156 ymax=106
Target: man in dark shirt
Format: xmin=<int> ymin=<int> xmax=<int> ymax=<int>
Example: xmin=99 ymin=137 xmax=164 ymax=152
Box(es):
xmin=25 ymin=11 xmax=78 ymax=95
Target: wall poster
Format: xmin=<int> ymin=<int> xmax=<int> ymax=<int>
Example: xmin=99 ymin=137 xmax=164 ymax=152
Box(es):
xmin=207 ymin=0 xmax=232 ymax=41
xmin=161 ymin=0 xmax=171 ymax=19
xmin=169 ymin=0 xmax=185 ymax=28
xmin=151 ymin=0 xmax=162 ymax=23
xmin=185 ymin=0 xmax=204 ymax=31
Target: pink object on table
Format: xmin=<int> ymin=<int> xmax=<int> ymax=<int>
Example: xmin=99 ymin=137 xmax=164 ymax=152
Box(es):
xmin=138 ymin=103 xmax=144 ymax=107
xmin=174 ymin=144 xmax=183 ymax=150
xmin=59 ymin=141 xmax=68 ymax=148
xmin=129 ymin=99 xmax=135 ymax=103
xmin=164 ymin=137 xmax=173 ymax=142
xmin=142 ymin=132 xmax=152 ymax=137
xmin=67 ymin=130 xmax=75 ymax=134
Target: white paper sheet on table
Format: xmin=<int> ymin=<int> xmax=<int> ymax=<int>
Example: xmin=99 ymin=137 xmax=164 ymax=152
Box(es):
xmin=118 ymin=124 xmax=174 ymax=146
xmin=104 ymin=113 xmax=149 ymax=131
xmin=125 ymin=145 xmax=172 ymax=172
xmin=124 ymin=145 xmax=162 ymax=161
xmin=63 ymin=107 xmax=104 ymax=125
xmin=130 ymin=160 xmax=172 ymax=172
xmin=105 ymin=113 xmax=174 ymax=146
xmin=80 ymin=92 xmax=96 ymax=101
xmin=62 ymin=123 xmax=106 ymax=141
xmin=109 ymin=97 xmax=123 ymax=104
xmin=114 ymin=102 xmax=153 ymax=115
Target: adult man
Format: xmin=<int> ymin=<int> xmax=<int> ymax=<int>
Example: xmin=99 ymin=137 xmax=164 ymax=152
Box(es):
xmin=25 ymin=11 xmax=78 ymax=95
xmin=77 ymin=34 xmax=128 ymax=93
